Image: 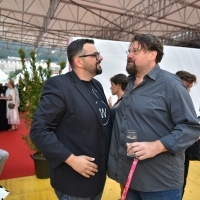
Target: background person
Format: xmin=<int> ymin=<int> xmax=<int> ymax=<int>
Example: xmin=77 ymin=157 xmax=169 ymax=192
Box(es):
xmin=30 ymin=39 xmax=112 ymax=200
xmin=14 ymin=84 xmax=20 ymax=109
xmin=107 ymin=34 xmax=200 ymax=200
xmin=13 ymin=84 xmax=20 ymax=129
xmin=5 ymin=80 xmax=20 ymax=131
xmin=108 ymin=73 xmax=128 ymax=122
xmin=175 ymin=70 xmax=197 ymax=198
xmin=108 ymin=73 xmax=128 ymax=196
xmin=108 ymin=73 xmax=128 ymax=108
xmin=0 ymin=84 xmax=4 ymax=96
xmin=3 ymin=84 xmax=8 ymax=96
xmin=176 ymin=71 xmax=196 ymax=92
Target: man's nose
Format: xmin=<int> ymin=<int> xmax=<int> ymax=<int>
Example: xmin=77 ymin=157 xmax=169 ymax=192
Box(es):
xmin=99 ymin=55 xmax=103 ymax=61
xmin=127 ymin=52 xmax=134 ymax=58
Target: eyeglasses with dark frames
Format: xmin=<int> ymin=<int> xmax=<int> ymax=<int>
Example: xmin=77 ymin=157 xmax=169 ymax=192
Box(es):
xmin=79 ymin=52 xmax=100 ymax=60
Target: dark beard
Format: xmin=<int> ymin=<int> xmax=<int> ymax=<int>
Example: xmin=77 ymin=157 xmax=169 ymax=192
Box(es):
xmin=95 ymin=63 xmax=102 ymax=75
xmin=126 ymin=64 xmax=137 ymax=76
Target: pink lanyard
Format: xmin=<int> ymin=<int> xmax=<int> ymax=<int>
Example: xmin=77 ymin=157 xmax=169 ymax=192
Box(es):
xmin=121 ymin=158 xmax=138 ymax=200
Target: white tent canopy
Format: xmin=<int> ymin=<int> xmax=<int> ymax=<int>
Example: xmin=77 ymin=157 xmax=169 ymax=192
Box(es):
xmin=0 ymin=69 xmax=8 ymax=84
xmin=0 ymin=0 xmax=200 ymax=50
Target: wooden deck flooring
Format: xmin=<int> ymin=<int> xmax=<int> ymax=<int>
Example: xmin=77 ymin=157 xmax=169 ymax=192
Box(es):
xmin=0 ymin=161 xmax=200 ymax=200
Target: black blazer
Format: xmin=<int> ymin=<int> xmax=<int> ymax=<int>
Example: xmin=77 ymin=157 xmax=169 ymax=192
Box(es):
xmin=30 ymin=70 xmax=112 ymax=197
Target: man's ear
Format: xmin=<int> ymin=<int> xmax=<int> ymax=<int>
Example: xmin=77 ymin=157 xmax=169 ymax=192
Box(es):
xmin=150 ymin=51 xmax=157 ymax=61
xmin=73 ymin=56 xmax=83 ymax=68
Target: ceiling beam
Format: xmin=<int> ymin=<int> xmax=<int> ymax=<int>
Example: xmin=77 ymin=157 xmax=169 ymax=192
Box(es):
xmin=34 ymin=0 xmax=61 ymax=50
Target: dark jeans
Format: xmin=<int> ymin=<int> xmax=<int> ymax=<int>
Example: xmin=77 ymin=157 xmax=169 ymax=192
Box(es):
xmin=54 ymin=190 xmax=102 ymax=200
xmin=126 ymin=188 xmax=182 ymax=200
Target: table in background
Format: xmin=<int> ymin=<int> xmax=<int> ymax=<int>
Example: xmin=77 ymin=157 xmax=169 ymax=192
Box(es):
xmin=0 ymin=99 xmax=10 ymax=131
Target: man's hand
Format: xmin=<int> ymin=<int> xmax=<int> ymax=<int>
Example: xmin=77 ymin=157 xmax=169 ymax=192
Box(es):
xmin=65 ymin=154 xmax=98 ymax=178
xmin=127 ymin=140 xmax=167 ymax=160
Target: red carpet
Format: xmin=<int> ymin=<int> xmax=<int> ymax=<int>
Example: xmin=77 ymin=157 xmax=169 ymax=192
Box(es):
xmin=0 ymin=114 xmax=35 ymax=180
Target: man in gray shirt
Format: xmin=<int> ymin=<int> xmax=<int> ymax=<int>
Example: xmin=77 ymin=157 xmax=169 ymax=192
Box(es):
xmin=107 ymin=34 xmax=200 ymax=200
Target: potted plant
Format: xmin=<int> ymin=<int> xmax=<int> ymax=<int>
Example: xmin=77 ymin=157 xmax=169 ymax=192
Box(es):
xmin=19 ymin=48 xmax=66 ymax=178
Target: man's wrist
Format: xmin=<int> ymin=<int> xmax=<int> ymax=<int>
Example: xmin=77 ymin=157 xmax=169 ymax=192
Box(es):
xmin=154 ymin=140 xmax=167 ymax=154
xmin=65 ymin=154 xmax=75 ymax=166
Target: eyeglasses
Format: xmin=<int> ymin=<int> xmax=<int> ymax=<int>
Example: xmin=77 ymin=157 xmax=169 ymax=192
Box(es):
xmin=126 ymin=48 xmax=141 ymax=55
xmin=79 ymin=52 xmax=100 ymax=60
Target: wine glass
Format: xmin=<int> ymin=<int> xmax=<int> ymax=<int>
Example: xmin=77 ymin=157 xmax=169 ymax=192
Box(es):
xmin=126 ymin=130 xmax=137 ymax=157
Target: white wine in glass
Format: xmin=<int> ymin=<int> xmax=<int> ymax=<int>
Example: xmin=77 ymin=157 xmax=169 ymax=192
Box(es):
xmin=126 ymin=130 xmax=137 ymax=157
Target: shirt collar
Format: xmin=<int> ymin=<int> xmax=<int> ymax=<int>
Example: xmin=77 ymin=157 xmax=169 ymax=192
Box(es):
xmin=146 ymin=64 xmax=160 ymax=81
xmin=128 ymin=64 xmax=161 ymax=81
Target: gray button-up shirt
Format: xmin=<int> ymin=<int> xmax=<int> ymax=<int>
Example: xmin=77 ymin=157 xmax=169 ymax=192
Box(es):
xmin=107 ymin=65 xmax=200 ymax=192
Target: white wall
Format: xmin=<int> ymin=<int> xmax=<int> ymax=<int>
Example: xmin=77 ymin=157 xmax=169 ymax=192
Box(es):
xmin=68 ymin=37 xmax=200 ymax=116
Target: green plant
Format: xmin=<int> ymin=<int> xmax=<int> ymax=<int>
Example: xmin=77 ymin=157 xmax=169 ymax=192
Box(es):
xmin=8 ymin=71 xmax=17 ymax=80
xmin=19 ymin=48 xmax=66 ymax=156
